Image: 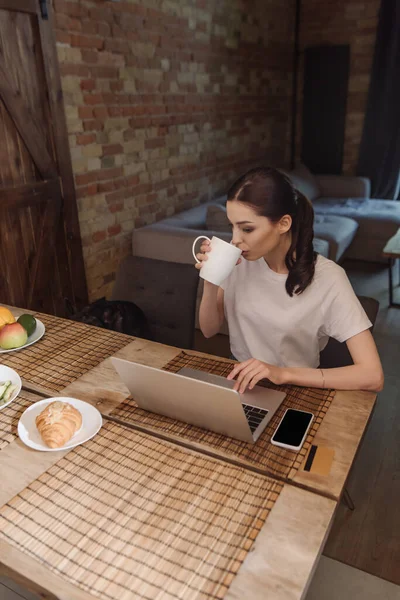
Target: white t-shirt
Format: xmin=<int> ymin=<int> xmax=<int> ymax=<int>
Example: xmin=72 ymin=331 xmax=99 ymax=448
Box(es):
xmin=221 ymin=254 xmax=372 ymax=368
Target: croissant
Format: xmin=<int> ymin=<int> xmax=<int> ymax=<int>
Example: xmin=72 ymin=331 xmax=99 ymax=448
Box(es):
xmin=36 ymin=401 xmax=82 ymax=448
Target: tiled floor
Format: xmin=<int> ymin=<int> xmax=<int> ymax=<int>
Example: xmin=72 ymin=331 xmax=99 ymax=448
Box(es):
xmin=0 ymin=577 xmax=38 ymax=600
xmin=305 ymin=557 xmax=400 ymax=600
xmin=2 ymin=557 xmax=400 ymax=600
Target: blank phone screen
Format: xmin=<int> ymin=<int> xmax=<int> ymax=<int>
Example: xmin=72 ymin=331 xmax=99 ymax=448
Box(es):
xmin=272 ymin=409 xmax=313 ymax=446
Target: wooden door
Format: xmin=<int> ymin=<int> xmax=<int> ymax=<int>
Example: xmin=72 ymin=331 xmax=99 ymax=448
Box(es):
xmin=0 ymin=0 xmax=88 ymax=315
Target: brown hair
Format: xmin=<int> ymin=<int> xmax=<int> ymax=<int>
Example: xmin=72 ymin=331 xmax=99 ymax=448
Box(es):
xmin=227 ymin=166 xmax=317 ymax=296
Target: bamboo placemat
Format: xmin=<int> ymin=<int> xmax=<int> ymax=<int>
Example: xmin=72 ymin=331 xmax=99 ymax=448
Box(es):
xmin=110 ymin=351 xmax=336 ymax=480
xmin=0 ymin=391 xmax=35 ymax=451
xmin=0 ymin=313 xmax=132 ymax=393
xmin=0 ymin=421 xmax=282 ymax=600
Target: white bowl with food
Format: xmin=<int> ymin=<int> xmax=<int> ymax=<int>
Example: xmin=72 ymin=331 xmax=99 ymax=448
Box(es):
xmin=18 ymin=397 xmax=103 ymax=451
xmin=0 ymin=365 xmax=22 ymax=410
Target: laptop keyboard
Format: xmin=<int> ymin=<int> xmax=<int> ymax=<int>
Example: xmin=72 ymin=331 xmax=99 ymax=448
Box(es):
xmin=242 ymin=404 xmax=269 ymax=434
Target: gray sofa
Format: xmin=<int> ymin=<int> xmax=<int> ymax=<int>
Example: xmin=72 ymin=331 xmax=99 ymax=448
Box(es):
xmin=288 ymin=165 xmax=400 ymax=263
xmin=128 ymin=166 xmax=400 ymax=269
xmin=112 ymin=166 xmax=394 ymax=355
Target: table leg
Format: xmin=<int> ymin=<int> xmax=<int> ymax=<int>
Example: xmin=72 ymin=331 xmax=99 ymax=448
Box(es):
xmin=342 ymin=487 xmax=355 ymax=511
xmin=388 ymin=258 xmax=400 ymax=308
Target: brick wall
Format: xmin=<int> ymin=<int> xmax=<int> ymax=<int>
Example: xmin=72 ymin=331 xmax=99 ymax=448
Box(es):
xmin=297 ymin=0 xmax=380 ymax=175
xmin=54 ymin=0 xmax=294 ymax=301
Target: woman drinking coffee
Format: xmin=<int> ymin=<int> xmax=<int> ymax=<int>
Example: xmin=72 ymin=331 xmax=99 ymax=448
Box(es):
xmin=195 ymin=167 xmax=384 ymax=393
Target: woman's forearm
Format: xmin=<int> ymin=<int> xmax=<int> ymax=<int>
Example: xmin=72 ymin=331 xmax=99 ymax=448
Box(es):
xmin=199 ymin=282 xmax=224 ymax=338
xmin=283 ymin=364 xmax=384 ymax=392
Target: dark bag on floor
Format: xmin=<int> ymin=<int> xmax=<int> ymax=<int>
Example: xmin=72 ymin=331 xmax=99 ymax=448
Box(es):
xmin=67 ymin=297 xmax=151 ymax=339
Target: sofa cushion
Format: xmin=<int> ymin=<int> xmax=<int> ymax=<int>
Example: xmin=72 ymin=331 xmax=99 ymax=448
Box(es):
xmin=132 ymin=223 xmax=232 ymax=265
xmin=313 ymin=198 xmax=400 ymax=262
xmin=313 ymin=214 xmax=358 ymax=262
xmin=314 ymin=175 xmax=370 ymax=198
xmin=287 ymin=164 xmax=321 ymax=201
xmin=314 ymin=198 xmax=400 ymax=239
xmin=161 ymin=203 xmax=209 ymax=229
xmin=206 ymin=203 xmax=230 ymax=232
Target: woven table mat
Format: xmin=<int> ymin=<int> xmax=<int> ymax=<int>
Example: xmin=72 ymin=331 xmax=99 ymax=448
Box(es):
xmin=0 ymin=313 xmax=132 ymax=393
xmin=110 ymin=351 xmax=336 ymax=480
xmin=0 ymin=421 xmax=282 ymax=600
xmin=0 ymin=391 xmax=35 ymax=451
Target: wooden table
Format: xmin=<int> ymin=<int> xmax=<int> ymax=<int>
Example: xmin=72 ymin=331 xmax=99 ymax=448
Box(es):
xmin=0 ymin=405 xmax=336 ymax=600
xmin=0 ymin=312 xmax=376 ymax=600
xmin=0 ymin=490 xmax=335 ymax=600
xmin=383 ymin=227 xmax=400 ymax=308
xmin=52 ymin=337 xmax=376 ymax=502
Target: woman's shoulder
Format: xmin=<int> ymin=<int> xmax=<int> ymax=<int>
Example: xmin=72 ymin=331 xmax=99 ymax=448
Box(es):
xmin=315 ymin=254 xmax=345 ymax=276
xmin=313 ymin=254 xmax=347 ymax=288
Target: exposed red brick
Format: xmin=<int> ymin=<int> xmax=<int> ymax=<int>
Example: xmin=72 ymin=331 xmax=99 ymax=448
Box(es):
xmin=92 ymin=230 xmax=107 ymax=243
xmin=76 ymin=133 xmax=96 ymax=145
xmin=80 ymin=79 xmax=96 ymax=91
xmin=56 ymin=0 xmax=378 ymax=301
xmin=55 ymin=13 xmax=69 ymax=30
xmin=54 ymin=0 xmax=88 ymax=18
xmin=90 ymin=66 xmax=119 ymax=78
xmin=70 ymin=34 xmax=104 ymax=50
xmin=126 ymin=175 xmax=140 ymax=186
xmin=108 ymin=107 xmax=123 ymax=117
xmin=75 ymin=172 xmax=97 ymax=186
xmin=104 ymin=39 xmax=130 ymax=53
xmin=167 ymin=186 xmax=177 ymax=197
xmin=102 ymin=144 xmax=123 ymax=156
xmin=134 ymin=217 xmax=146 ymax=228
xmin=76 ymin=182 xmax=98 ymax=198
xmin=145 ymin=138 xmax=165 ymax=150
xmin=109 ymin=202 xmax=124 ymax=213
xmin=61 ymin=64 xmax=90 ymax=77
xmin=89 ymin=6 xmax=114 ymax=21
xmin=68 ymin=17 xmax=83 ymax=32
xmin=83 ymin=119 xmax=104 ymax=131
xmin=98 ymin=22 xmax=111 ymax=38
xmin=84 ymin=94 xmax=103 ymax=105
xmin=106 ymin=190 xmax=125 ymax=204
xmin=56 ymin=31 xmax=71 ymax=45
xmin=98 ymin=181 xmax=116 ymax=193
xmin=128 ymin=117 xmax=152 ymax=128
xmin=80 ymin=20 xmax=98 ymax=35
xmin=108 ymin=224 xmax=122 ymax=237
xmin=132 ymin=183 xmax=152 ymax=195
xmin=78 ymin=106 xmax=94 ymax=119
xmin=157 ymin=125 xmax=169 ymax=136
xmin=110 ymin=81 xmax=124 ymax=92
xmin=81 ymin=50 xmax=98 ymax=63
xmin=93 ymin=106 xmax=109 ymax=119
xmin=96 ymin=167 xmax=124 ymax=181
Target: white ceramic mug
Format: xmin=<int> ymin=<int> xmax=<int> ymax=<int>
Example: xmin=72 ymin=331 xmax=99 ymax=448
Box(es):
xmin=192 ymin=235 xmax=242 ymax=286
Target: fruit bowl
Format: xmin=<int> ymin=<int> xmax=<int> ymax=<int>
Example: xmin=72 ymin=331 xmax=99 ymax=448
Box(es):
xmin=0 ymin=313 xmax=45 ymax=354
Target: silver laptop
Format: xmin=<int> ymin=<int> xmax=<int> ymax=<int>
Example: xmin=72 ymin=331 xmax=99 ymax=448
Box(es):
xmin=111 ymin=357 xmax=286 ymax=443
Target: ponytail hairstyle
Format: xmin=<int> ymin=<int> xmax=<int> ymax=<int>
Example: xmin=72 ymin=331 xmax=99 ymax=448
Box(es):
xmin=227 ymin=167 xmax=317 ymax=296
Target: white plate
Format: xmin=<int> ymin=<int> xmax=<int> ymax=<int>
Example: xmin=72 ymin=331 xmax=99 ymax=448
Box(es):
xmin=0 ymin=365 xmax=22 ymax=410
xmin=0 ymin=317 xmax=45 ymax=353
xmin=18 ymin=397 xmax=103 ymax=452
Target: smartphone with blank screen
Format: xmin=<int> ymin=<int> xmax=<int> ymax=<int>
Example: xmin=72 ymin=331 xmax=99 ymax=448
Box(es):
xmin=271 ymin=408 xmax=314 ymax=451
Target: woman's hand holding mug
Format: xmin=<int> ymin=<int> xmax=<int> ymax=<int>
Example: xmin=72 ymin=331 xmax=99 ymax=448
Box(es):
xmin=194 ymin=238 xmax=211 ymax=270
xmin=192 ymin=236 xmax=242 ymax=286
